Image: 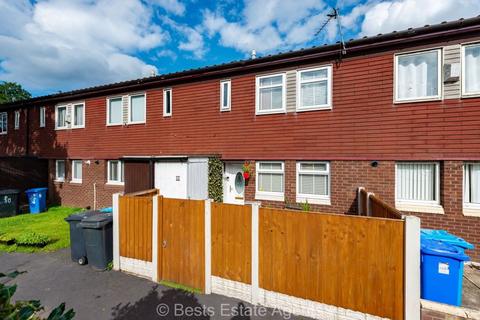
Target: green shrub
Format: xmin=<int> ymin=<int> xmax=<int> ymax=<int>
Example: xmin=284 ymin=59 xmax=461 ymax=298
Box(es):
xmin=301 ymin=200 xmax=311 ymax=212
xmin=0 ymin=234 xmax=15 ymax=245
xmin=15 ymin=232 xmax=51 ymax=247
xmin=208 ymin=157 xmax=223 ymax=203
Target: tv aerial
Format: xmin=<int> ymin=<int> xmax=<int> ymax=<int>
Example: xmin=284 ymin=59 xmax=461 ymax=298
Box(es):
xmin=315 ymin=7 xmax=347 ymax=56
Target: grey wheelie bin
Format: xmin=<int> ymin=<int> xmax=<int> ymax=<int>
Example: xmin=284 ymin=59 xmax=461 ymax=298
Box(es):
xmin=79 ymin=213 xmax=113 ymax=271
xmin=65 ymin=211 xmax=99 ymax=265
xmin=0 ymin=189 xmax=20 ymax=218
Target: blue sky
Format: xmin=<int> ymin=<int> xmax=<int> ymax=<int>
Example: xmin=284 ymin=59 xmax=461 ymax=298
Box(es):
xmin=1 ymin=0 xmax=479 ymax=97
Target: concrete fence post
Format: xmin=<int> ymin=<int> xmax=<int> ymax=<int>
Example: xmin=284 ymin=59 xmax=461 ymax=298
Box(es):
xmin=357 ymin=187 xmax=365 ymax=215
xmin=404 ymin=215 xmax=421 ymax=320
xmin=251 ymin=202 xmax=260 ymax=304
xmin=152 ymin=195 xmax=159 ymax=282
xmin=204 ymin=199 xmax=212 ymax=294
xmin=366 ymin=192 xmax=375 ymax=216
xmin=112 ymin=193 xmax=120 ymax=271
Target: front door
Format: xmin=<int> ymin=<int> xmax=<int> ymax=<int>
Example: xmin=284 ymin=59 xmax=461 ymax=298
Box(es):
xmin=223 ymin=163 xmax=245 ymax=204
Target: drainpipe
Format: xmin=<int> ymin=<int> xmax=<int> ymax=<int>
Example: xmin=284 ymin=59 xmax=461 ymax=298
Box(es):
xmin=25 ymin=107 xmax=30 ymax=157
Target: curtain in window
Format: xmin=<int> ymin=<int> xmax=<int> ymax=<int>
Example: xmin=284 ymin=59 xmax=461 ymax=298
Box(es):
xmin=397 ymin=163 xmax=436 ymax=201
xmin=73 ymin=161 xmax=82 ymax=180
xmin=397 ymin=51 xmax=438 ymax=99
xmin=109 ymin=98 xmax=122 ymax=124
xmin=465 ymin=164 xmax=480 ymax=204
xmin=465 ymin=45 xmax=480 ymax=93
xmin=110 ymin=161 xmax=119 ymax=181
xmin=258 ymin=173 xmax=283 ymax=193
xmin=300 ymin=69 xmax=328 ymax=107
xmin=131 ymin=95 xmax=145 ymax=122
xmin=57 ymin=108 xmax=66 ymax=127
xmin=259 ymin=76 xmax=283 ymax=111
xmin=299 ymin=174 xmax=328 ymax=195
xmin=0 ymin=113 xmax=7 ymax=133
xmin=74 ymin=105 xmax=83 ymax=126
xmin=57 ymin=161 xmax=65 ymax=179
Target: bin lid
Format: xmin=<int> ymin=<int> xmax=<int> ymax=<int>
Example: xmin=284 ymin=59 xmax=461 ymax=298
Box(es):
xmin=64 ymin=210 xmax=101 ymax=222
xmin=421 ymin=229 xmax=474 ymax=250
xmin=0 ymin=189 xmax=20 ymax=195
xmin=79 ymin=213 xmax=113 ymax=229
xmin=421 ymin=239 xmax=470 ymax=261
xmin=25 ymin=187 xmax=48 ymax=194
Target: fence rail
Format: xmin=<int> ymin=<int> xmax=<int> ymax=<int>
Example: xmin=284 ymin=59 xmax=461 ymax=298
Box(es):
xmin=358 ymin=187 xmax=402 ymax=219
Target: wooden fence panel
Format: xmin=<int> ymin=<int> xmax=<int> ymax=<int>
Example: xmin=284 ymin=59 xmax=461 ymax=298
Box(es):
xmin=119 ymin=195 xmax=153 ymax=262
xmin=259 ymin=208 xmax=405 ymax=320
xmin=160 ymin=198 xmax=205 ymax=291
xmin=370 ymin=195 xmax=403 ymax=219
xmin=211 ymin=203 xmax=252 ymax=284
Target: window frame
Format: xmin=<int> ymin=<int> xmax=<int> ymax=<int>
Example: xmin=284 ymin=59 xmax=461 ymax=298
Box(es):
xmin=106 ymin=96 xmax=124 ymax=126
xmin=55 ymin=160 xmax=66 ymax=182
xmin=71 ymin=160 xmax=83 ymax=183
xmin=163 ymin=88 xmax=172 ymax=117
xmin=55 ymin=105 xmax=68 ymax=130
xmin=461 ymin=42 xmax=480 ymax=97
xmin=220 ymin=80 xmax=231 ymax=111
xmin=255 ymin=161 xmax=285 ymax=201
xmin=14 ymin=110 xmax=20 ymax=130
xmin=127 ymin=93 xmax=147 ymax=124
xmin=296 ymin=161 xmax=331 ymax=205
xmin=395 ymin=162 xmax=441 ymax=207
xmin=255 ymin=73 xmax=286 ymax=115
xmin=39 ymin=107 xmax=46 ymax=128
xmin=463 ymin=163 xmax=480 ymax=212
xmin=296 ymin=66 xmax=333 ymax=112
xmin=0 ymin=112 xmax=7 ymax=135
xmin=107 ymin=160 xmax=124 ymax=185
xmin=71 ymin=102 xmax=85 ymax=129
xmin=394 ymin=49 xmax=443 ymax=103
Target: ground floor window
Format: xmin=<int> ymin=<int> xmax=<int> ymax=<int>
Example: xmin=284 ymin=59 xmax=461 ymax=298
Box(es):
xmin=71 ymin=160 xmax=82 ymax=183
xmin=464 ymin=163 xmax=480 ymax=207
xmin=395 ymin=162 xmax=440 ymax=206
xmin=55 ymin=160 xmax=65 ymax=182
xmin=296 ymin=162 xmax=330 ymax=204
xmin=256 ymin=161 xmax=284 ymax=201
xmin=108 ymin=160 xmax=124 ymax=184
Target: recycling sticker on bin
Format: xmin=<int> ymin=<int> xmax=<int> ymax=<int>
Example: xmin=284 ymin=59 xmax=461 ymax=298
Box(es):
xmin=438 ymin=262 xmax=450 ymax=275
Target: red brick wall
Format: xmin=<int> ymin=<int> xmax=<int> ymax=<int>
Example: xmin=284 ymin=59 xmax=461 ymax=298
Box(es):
xmin=244 ymin=160 xmax=480 ymax=261
xmin=48 ymin=159 xmax=123 ymax=209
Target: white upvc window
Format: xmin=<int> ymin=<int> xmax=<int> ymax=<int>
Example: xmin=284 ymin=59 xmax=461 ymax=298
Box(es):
xmin=71 ymin=160 xmax=82 ymax=183
xmin=14 ymin=111 xmax=20 ymax=129
xmin=72 ymin=103 xmax=85 ymax=128
xmin=55 ymin=160 xmax=66 ymax=182
xmin=395 ymin=162 xmax=443 ymax=214
xmin=462 ymin=43 xmax=480 ymax=97
xmin=220 ymin=80 xmax=231 ymax=111
xmin=463 ymin=163 xmax=480 ymax=216
xmin=296 ymin=162 xmax=330 ymax=205
xmin=395 ymin=49 xmax=442 ymax=102
xmin=256 ymin=73 xmax=286 ymax=115
xmin=39 ymin=107 xmax=46 ymax=128
xmin=0 ymin=112 xmax=7 ymax=134
xmin=107 ymin=160 xmax=124 ymax=185
xmin=163 ymin=88 xmax=172 ymax=117
xmin=297 ymin=66 xmax=332 ymax=111
xmin=55 ymin=105 xmax=68 ymax=129
xmin=128 ymin=93 xmax=146 ymax=124
xmin=107 ymin=97 xmax=123 ymax=125
xmin=255 ymin=161 xmax=284 ymax=201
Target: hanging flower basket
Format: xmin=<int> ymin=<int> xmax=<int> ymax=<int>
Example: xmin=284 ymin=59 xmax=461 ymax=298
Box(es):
xmin=243 ymin=171 xmax=250 ymax=180
xmin=242 ymin=161 xmax=251 ymax=183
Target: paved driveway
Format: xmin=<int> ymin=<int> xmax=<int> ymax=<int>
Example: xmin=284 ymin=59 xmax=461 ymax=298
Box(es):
xmin=0 ymin=249 xmax=307 ymax=320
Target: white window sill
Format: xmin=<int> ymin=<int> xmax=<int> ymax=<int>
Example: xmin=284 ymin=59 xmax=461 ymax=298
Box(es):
xmin=106 ymin=122 xmax=123 ymax=127
xmin=106 ymin=181 xmax=124 ymax=186
xmin=461 ymin=92 xmax=480 ymax=99
xmin=296 ymin=106 xmax=332 ymax=113
xmin=54 ymin=179 xmax=65 ymax=183
xmin=55 ymin=127 xmax=68 ymax=131
xmin=255 ymin=193 xmax=284 ymax=202
xmin=296 ymin=196 xmax=331 ymax=206
xmin=71 ymin=125 xmax=85 ymax=129
xmin=220 ymin=108 xmax=231 ymax=112
xmin=0 ymin=132 xmax=7 ymax=135
xmin=463 ymin=206 xmax=480 ymax=217
xmin=70 ymin=180 xmax=82 ymax=184
xmin=394 ymin=96 xmax=442 ymax=104
xmin=126 ymin=121 xmax=146 ymax=125
xmin=255 ymin=109 xmax=286 ymax=116
xmin=396 ymin=202 xmax=444 ymax=214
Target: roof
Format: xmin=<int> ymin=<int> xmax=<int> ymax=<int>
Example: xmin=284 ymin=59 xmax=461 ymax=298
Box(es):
xmin=1 ymin=15 xmax=480 ymax=110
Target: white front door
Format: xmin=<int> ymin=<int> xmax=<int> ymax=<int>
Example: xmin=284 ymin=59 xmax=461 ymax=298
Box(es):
xmin=223 ymin=163 xmax=245 ymax=204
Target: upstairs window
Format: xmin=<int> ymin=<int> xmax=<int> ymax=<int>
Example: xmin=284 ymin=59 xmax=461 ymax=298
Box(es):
xmin=296 ymin=162 xmax=330 ymax=204
xmin=0 ymin=112 xmax=7 ymax=134
xmin=464 ymin=163 xmax=480 ymax=207
xmin=395 ymin=49 xmax=441 ymax=102
xmin=55 ymin=105 xmax=68 ymax=129
xmin=256 ymin=74 xmax=285 ymax=114
xmin=72 ymin=103 xmax=84 ymax=128
xmin=220 ymin=80 xmax=231 ymax=111
xmin=256 ymin=161 xmax=284 ymax=201
xmin=55 ymin=160 xmax=65 ymax=182
xmin=107 ymin=97 xmax=123 ymax=125
xmin=14 ymin=111 xmax=20 ymax=129
xmin=396 ymin=162 xmax=440 ymax=205
xmin=108 ymin=160 xmax=124 ymax=184
xmin=297 ymin=66 xmax=332 ymax=111
xmin=40 ymin=107 xmax=46 ymax=128
xmin=71 ymin=160 xmax=82 ymax=183
xmin=163 ymin=89 xmax=172 ymax=117
xmin=462 ymin=43 xmax=480 ymax=96
xmin=129 ymin=94 xmax=146 ymax=123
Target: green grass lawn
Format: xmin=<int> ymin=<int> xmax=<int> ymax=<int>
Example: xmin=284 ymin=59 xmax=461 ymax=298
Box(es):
xmin=0 ymin=206 xmax=81 ymax=253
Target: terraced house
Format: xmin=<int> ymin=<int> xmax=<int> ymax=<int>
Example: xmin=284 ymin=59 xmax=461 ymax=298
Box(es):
xmin=1 ymin=17 xmax=479 ymax=260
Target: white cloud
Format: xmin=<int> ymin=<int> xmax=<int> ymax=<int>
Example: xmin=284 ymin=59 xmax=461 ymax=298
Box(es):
xmin=147 ymin=0 xmax=186 ymax=15
xmin=357 ymin=0 xmax=480 ymax=36
xmin=0 ymin=0 xmax=168 ymax=93
xmin=163 ymin=16 xmax=207 ymax=59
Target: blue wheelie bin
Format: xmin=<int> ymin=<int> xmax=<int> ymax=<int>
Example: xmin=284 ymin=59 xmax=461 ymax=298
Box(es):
xmin=25 ymin=187 xmax=48 ymax=214
xmin=421 ymin=229 xmax=474 ymax=253
xmin=421 ymin=239 xmax=470 ymax=306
